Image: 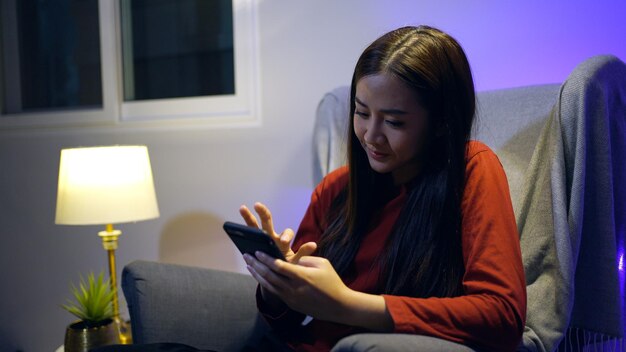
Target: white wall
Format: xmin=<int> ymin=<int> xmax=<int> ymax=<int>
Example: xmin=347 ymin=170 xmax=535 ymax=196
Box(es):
xmin=1 ymin=1 xmax=625 ymax=350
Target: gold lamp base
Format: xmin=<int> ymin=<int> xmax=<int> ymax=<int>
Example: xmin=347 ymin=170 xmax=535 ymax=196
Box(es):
xmin=98 ymin=224 xmax=132 ymax=345
xmin=115 ymin=317 xmax=133 ymax=344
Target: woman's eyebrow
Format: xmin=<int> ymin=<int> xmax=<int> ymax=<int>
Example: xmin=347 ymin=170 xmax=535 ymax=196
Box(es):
xmin=355 ymin=97 xmax=408 ymax=115
xmin=381 ymin=108 xmax=408 ymax=115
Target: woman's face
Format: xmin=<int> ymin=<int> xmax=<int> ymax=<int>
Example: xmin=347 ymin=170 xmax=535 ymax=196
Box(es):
xmin=353 ymin=73 xmax=430 ymax=185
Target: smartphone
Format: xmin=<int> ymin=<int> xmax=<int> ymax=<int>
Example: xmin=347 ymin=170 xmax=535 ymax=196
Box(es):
xmin=223 ymin=221 xmax=286 ymax=260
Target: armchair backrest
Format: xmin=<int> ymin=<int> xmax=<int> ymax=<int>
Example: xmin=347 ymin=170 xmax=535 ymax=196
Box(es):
xmin=312 ymin=83 xmax=560 ymax=211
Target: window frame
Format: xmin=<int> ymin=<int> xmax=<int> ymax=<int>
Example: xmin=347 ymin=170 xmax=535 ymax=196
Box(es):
xmin=0 ymin=0 xmax=260 ymax=129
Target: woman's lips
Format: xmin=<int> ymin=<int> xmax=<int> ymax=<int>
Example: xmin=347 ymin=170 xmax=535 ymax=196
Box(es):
xmin=366 ymin=147 xmax=389 ymax=161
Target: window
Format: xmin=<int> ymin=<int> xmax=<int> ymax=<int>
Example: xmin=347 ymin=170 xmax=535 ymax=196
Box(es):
xmin=2 ymin=0 xmax=102 ymax=113
xmin=121 ymin=0 xmax=234 ymax=101
xmin=0 ymin=0 xmax=259 ymax=128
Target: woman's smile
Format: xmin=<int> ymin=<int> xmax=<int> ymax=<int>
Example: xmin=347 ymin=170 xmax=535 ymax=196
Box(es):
xmin=364 ymin=144 xmax=390 ymax=161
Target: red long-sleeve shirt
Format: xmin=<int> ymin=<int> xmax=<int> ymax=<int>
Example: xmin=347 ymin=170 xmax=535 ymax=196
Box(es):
xmin=257 ymin=141 xmax=527 ymax=351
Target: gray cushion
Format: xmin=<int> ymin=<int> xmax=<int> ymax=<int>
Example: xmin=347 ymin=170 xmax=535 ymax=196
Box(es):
xmin=473 ymin=84 xmax=560 ymax=212
xmin=332 ymin=333 xmax=480 ymax=352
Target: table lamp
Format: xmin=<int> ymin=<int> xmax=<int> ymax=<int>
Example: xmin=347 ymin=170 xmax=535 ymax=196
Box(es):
xmin=55 ymin=145 xmax=159 ymax=343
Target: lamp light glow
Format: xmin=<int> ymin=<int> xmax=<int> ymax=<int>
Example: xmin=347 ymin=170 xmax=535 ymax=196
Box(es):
xmin=55 ymin=145 xmax=159 ymax=225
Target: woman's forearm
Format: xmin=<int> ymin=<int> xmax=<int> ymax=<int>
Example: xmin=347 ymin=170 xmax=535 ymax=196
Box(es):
xmin=337 ymin=290 xmax=394 ymax=331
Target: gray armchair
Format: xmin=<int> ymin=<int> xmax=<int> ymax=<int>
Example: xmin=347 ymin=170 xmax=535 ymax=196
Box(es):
xmin=122 ymin=55 xmax=626 ymax=351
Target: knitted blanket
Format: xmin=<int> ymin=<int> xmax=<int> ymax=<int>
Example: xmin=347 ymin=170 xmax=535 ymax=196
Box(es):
xmin=517 ymin=55 xmax=626 ymax=351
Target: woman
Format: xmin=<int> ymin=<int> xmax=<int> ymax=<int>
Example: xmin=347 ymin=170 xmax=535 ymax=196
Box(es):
xmin=241 ymin=25 xmax=526 ymax=352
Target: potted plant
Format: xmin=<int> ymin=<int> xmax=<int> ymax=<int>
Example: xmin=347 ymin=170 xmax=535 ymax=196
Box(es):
xmin=62 ymin=271 xmax=120 ymax=352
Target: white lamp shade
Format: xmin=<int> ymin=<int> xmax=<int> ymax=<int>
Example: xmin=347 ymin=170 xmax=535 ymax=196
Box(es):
xmin=55 ymin=145 xmax=160 ymax=225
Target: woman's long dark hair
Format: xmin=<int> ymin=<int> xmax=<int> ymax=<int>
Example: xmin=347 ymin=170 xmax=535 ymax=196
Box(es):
xmin=316 ymin=26 xmax=476 ymax=298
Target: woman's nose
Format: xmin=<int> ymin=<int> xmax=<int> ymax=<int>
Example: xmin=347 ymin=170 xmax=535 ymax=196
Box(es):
xmin=363 ymin=119 xmax=385 ymax=145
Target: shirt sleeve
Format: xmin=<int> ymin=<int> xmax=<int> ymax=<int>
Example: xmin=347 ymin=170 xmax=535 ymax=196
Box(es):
xmin=382 ymin=148 xmax=527 ymax=352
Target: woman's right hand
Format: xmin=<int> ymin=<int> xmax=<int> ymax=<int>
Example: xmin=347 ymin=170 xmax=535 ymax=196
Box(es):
xmin=239 ymin=202 xmax=318 ymax=309
xmin=239 ymin=202 xmax=317 ymax=264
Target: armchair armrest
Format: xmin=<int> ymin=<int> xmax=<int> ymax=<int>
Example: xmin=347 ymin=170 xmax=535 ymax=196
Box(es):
xmin=122 ymin=260 xmax=269 ymax=352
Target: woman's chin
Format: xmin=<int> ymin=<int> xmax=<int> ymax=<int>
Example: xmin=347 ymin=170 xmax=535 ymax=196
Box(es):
xmin=368 ymin=161 xmax=393 ymax=174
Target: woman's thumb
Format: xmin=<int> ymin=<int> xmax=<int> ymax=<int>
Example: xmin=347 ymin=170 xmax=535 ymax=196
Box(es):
xmin=292 ymin=242 xmax=317 ymax=263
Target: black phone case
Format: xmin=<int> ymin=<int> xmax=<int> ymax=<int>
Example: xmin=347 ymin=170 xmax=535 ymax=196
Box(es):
xmin=223 ymin=221 xmax=286 ymax=260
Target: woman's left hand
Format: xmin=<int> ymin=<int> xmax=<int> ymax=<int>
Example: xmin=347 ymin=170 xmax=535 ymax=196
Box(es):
xmin=244 ymin=251 xmax=353 ymax=322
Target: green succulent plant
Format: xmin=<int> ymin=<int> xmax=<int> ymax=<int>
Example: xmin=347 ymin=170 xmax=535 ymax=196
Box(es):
xmin=62 ymin=271 xmax=115 ymax=328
